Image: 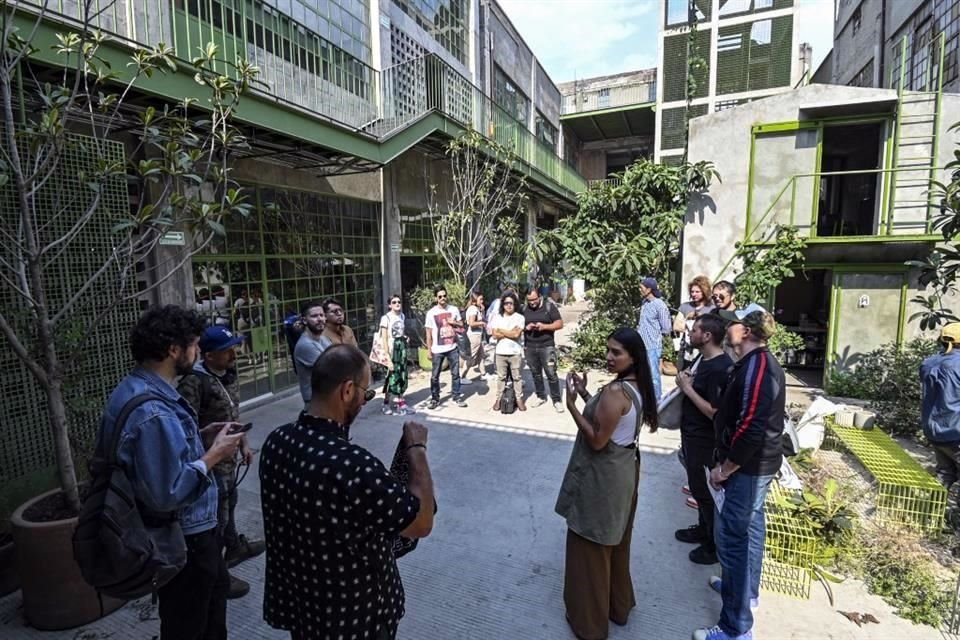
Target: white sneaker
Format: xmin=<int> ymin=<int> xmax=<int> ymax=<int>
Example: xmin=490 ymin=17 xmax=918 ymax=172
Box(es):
xmin=460 ymin=378 xmax=473 ymax=385
xmin=554 ymin=402 xmax=565 ymax=413
xmin=533 ymin=396 xmax=548 ymax=407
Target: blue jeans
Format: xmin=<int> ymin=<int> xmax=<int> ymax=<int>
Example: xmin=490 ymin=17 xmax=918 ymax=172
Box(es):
xmin=646 ymin=345 xmax=662 ymax=400
xmin=714 ymin=472 xmax=774 ymax=636
xmin=430 ymin=349 xmax=461 ymax=401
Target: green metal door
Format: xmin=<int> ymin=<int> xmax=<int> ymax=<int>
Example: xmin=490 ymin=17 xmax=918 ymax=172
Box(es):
xmin=828 ymin=271 xmax=906 ymax=373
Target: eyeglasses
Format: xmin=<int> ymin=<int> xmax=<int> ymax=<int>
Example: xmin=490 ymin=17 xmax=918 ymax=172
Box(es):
xmin=356 ymin=383 xmax=376 ymax=402
xmin=503 ymin=301 xmax=515 ymax=306
xmin=390 ymin=300 xmax=402 ymax=305
xmin=329 ymin=308 xmax=344 ymax=315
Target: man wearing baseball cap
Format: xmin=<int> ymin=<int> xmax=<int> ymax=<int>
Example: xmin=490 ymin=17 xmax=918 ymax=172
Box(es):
xmin=179 ymin=325 xmax=264 ymax=599
xmin=692 ymin=304 xmax=785 ymax=640
xmin=636 ymin=276 xmax=672 ymax=399
xmin=920 ymin=322 xmax=960 ymax=529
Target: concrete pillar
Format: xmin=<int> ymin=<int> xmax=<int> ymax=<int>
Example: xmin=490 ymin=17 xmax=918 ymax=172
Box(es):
xmin=525 ymin=198 xmax=537 ymax=287
xmin=381 ymin=166 xmax=403 ymax=307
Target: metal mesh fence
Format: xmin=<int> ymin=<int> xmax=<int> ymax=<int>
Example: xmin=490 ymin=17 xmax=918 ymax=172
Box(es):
xmin=716 ymin=14 xmax=794 ymax=95
xmin=826 ymin=418 xmax=946 ymax=532
xmin=762 ymin=483 xmax=817 ymax=599
xmin=660 ymin=103 xmax=708 ymax=151
xmin=662 ymin=30 xmax=712 ymax=103
xmin=0 ymin=134 xmax=140 ymax=488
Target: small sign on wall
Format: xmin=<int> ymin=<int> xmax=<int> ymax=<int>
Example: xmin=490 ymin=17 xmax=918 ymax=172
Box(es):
xmin=159 ymin=231 xmax=186 ymax=246
xmin=390 ymin=242 xmax=401 ymax=253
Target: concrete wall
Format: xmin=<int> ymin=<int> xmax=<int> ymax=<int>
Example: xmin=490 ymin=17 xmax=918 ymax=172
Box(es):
xmin=480 ymin=0 xmax=562 ymax=131
xmin=683 ymin=83 xmax=903 ymax=284
xmin=831 ymin=0 xmax=883 ymax=86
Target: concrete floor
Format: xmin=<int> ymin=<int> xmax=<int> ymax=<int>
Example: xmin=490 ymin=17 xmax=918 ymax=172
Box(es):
xmin=0 ymin=303 xmax=949 ymax=639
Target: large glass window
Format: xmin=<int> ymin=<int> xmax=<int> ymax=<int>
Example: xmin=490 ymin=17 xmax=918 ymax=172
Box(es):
xmin=535 ymin=112 xmax=559 ymax=152
xmin=195 ymin=186 xmax=381 ymax=401
xmin=494 ymin=66 xmax=531 ymax=125
xmin=393 ymin=0 xmax=469 ymax=64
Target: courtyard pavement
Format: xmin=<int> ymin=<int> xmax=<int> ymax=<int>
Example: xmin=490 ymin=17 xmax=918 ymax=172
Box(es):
xmin=0 ymin=303 xmax=948 ymax=639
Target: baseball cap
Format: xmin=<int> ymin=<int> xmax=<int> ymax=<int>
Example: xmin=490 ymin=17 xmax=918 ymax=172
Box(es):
xmin=199 ymin=326 xmax=244 ymax=353
xmin=641 ymin=277 xmax=661 ymax=298
xmin=717 ymin=303 xmax=776 ymax=340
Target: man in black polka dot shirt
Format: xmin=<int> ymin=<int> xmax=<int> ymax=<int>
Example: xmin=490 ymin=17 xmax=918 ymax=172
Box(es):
xmin=260 ymin=345 xmax=435 ymax=640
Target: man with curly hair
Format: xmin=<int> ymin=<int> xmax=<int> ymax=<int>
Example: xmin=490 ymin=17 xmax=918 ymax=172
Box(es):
xmin=98 ymin=305 xmax=244 ymax=639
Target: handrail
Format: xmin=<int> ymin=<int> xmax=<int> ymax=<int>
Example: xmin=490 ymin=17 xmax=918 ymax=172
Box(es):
xmin=15 ymin=0 xmax=587 ymax=198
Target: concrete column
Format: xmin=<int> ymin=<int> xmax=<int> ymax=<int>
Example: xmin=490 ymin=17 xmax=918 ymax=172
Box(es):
xmin=381 ymin=166 xmax=403 ymax=307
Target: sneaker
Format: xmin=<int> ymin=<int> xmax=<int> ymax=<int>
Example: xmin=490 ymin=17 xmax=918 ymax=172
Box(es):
xmin=227 ymin=573 xmax=250 ymax=599
xmin=460 ymin=378 xmax=473 ymax=385
xmin=689 ymin=545 xmax=719 ymax=565
xmin=381 ymin=405 xmax=394 ymax=415
xmin=554 ymin=402 xmax=565 ymax=414
xmin=534 ymin=396 xmax=548 ymax=407
xmin=682 ymin=484 xmax=692 ymax=496
xmin=692 ymin=625 xmax=752 ymax=640
xmin=675 ymin=524 xmax=707 ymax=544
xmin=708 ymin=576 xmax=759 ymax=610
xmin=454 ymin=395 xmax=468 ymax=408
xmin=686 ymin=497 xmax=699 ymax=509
xmin=225 ymin=534 xmax=265 ymax=568
xmin=397 ymin=401 xmax=414 ymax=415
xmin=427 ymin=398 xmax=439 ymax=410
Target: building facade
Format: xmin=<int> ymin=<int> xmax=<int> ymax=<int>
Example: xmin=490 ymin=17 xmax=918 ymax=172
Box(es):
xmin=656 ymin=0 xmax=803 ymax=164
xmin=1 ymin=0 xmax=583 ymax=511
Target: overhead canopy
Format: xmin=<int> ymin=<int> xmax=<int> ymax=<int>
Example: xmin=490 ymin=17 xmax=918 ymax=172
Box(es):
xmin=560 ymin=102 xmax=656 ymax=143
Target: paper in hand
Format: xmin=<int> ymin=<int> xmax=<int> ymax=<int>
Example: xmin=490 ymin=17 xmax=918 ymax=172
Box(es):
xmin=705 ymin=466 xmax=724 ymax=513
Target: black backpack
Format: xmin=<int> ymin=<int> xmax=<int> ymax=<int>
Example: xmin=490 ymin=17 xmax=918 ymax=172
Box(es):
xmin=500 ymin=381 xmax=517 ymax=415
xmin=73 ymin=393 xmax=187 ymax=600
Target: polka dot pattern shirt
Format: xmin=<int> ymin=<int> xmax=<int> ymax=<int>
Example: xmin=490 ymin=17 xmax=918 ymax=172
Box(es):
xmin=260 ymin=413 xmax=420 ymax=638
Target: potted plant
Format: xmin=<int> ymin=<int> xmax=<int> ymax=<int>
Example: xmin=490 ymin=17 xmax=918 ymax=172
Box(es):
xmin=0 ymin=14 xmax=255 ymax=629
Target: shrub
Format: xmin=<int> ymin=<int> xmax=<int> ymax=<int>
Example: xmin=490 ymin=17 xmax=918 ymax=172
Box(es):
xmin=825 ymin=338 xmax=939 ymax=438
xmin=570 ymin=315 xmax=617 ymax=370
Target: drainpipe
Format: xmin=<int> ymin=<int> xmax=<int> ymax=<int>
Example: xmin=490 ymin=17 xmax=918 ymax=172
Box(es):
xmin=879 ymin=0 xmax=886 ymax=87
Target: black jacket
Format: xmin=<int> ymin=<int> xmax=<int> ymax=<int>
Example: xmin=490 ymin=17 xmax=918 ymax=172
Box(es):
xmin=714 ymin=347 xmax=786 ymax=476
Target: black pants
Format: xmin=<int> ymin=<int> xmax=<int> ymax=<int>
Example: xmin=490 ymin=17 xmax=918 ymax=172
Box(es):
xmin=525 ymin=345 xmax=561 ymax=403
xmin=215 ymin=472 xmax=239 ymax=552
xmin=682 ymin=435 xmax=717 ymax=552
xmin=158 ymin=529 xmax=229 ymax=640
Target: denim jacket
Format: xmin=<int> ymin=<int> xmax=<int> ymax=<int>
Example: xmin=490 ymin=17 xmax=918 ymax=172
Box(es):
xmin=98 ymin=367 xmax=218 ymax=535
xmin=920 ymin=352 xmax=960 ymax=444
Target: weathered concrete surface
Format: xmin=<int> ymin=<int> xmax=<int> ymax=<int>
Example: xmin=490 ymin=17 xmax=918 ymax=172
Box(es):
xmin=0 ymin=304 xmax=944 ymax=639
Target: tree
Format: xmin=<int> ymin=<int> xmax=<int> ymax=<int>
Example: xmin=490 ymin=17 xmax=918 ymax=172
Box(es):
xmin=534 ymin=158 xmax=719 ymax=366
xmin=428 ymin=130 xmax=526 ymax=295
xmin=0 ymin=4 xmax=256 ymax=512
xmin=908 ymin=132 xmax=960 ymax=330
xmin=732 ymin=225 xmax=807 ymax=306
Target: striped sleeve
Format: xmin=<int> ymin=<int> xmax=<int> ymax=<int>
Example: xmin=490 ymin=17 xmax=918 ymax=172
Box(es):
xmin=726 ymin=352 xmax=772 ymax=467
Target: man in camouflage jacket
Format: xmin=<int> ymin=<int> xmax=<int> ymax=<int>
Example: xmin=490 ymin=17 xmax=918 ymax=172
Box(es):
xmin=179 ymin=326 xmax=264 ymax=599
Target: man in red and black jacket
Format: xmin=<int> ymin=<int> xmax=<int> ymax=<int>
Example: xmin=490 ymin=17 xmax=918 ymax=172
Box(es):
xmin=692 ymin=304 xmax=785 ymax=640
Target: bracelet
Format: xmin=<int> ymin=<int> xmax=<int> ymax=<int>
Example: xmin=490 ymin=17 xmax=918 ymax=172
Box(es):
xmin=405 ymin=443 xmax=426 ymax=452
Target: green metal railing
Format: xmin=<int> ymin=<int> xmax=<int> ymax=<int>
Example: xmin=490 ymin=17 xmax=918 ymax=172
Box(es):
xmin=16 ymin=1 xmax=587 ymax=197
xmin=376 ymin=53 xmax=587 ymax=195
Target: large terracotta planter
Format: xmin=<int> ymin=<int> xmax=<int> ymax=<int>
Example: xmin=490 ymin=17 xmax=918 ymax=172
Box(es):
xmin=0 ymin=537 xmax=18 ymax=596
xmin=11 ymin=488 xmax=125 ymax=630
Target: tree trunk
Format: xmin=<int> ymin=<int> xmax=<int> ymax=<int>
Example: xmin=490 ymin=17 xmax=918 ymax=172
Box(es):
xmin=46 ymin=377 xmax=81 ymax=514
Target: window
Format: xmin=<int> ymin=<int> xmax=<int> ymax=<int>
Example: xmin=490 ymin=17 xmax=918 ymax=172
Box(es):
xmin=847 ymin=59 xmax=874 ymax=87
xmin=493 ymin=66 xmax=530 ymax=125
xmin=535 ymin=112 xmax=558 ymax=151
xmin=665 ymin=0 xmax=710 ymax=27
xmin=851 ymin=6 xmax=862 ymax=36
xmin=392 ymin=0 xmax=468 ymax=64
xmin=598 ymin=88 xmax=611 ymax=108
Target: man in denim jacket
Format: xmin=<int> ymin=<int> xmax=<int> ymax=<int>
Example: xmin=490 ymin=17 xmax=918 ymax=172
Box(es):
xmin=921 ymin=322 xmax=960 ymax=528
xmin=98 ymin=306 xmax=243 ymax=639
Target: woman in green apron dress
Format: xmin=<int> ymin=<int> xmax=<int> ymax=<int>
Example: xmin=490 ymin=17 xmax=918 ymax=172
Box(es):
xmin=555 ymin=327 xmax=659 ymax=640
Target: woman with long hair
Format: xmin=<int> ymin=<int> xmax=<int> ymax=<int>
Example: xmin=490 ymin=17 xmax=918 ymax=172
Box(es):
xmin=379 ymin=294 xmax=412 ymax=415
xmin=489 ymin=291 xmax=527 ymax=412
xmin=460 ymin=290 xmax=486 ymax=381
xmin=555 ymin=327 xmax=659 ymax=640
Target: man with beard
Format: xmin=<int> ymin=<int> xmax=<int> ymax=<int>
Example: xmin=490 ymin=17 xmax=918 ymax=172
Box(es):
xmin=673 ymin=314 xmax=732 ymax=565
xmin=260 ymin=345 xmax=436 ymax=640
xmin=294 ymin=300 xmax=333 ymax=407
xmin=321 ymin=297 xmax=359 ymax=347
xmin=179 ymin=326 xmax=264 ymax=599
xmin=98 ymin=305 xmax=244 ymax=638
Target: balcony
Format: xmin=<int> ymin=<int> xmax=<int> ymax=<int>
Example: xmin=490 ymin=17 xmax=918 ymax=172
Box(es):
xmin=15 ymin=0 xmax=585 ymax=198
xmin=561 ymin=81 xmax=656 ymax=115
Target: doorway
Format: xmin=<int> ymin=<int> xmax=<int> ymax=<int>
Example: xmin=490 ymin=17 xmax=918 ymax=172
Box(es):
xmin=773 ymin=269 xmax=831 ymax=387
xmin=817 ymin=122 xmax=884 ymax=237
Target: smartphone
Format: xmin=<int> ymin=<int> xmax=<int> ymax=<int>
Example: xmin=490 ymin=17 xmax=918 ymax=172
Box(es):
xmin=228 ymin=422 xmax=253 ymax=435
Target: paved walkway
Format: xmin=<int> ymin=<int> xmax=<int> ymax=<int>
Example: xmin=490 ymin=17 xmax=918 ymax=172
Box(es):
xmin=0 ymin=305 xmax=946 ymax=639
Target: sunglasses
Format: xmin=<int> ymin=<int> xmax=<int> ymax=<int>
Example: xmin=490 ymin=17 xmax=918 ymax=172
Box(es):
xmin=356 ymin=383 xmax=376 ymax=402
xmin=390 ymin=300 xmax=402 ymax=305
xmin=504 ymin=301 xmax=515 ymax=306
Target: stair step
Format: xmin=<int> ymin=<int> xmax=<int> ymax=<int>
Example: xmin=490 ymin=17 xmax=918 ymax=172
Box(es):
xmin=898 ymin=156 xmax=936 ymax=162
xmin=899 ymin=135 xmax=936 ymax=140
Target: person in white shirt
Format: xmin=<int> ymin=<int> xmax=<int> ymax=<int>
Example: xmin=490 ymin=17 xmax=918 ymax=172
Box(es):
xmin=461 ymin=290 xmax=487 ymax=382
xmin=424 ymin=286 xmax=468 ymax=410
xmin=490 ymin=292 xmax=527 ymax=412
